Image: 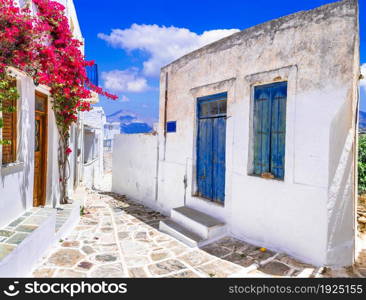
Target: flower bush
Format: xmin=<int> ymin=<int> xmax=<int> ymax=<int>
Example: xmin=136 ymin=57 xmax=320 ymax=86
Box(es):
xmin=359 ymin=135 xmax=366 ymax=194
xmin=0 ymin=0 xmax=117 ymax=203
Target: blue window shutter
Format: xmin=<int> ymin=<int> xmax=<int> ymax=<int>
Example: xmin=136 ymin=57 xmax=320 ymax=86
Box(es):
xmin=270 ymin=83 xmax=287 ymax=179
xmin=253 ymin=86 xmax=271 ymax=176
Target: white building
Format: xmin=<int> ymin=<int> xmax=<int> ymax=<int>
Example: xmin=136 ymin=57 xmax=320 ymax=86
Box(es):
xmin=82 ymin=107 xmax=106 ymax=189
xmin=113 ymin=0 xmax=360 ymax=267
xmin=104 ymin=122 xmax=120 ymax=152
xmin=0 ymin=0 xmax=99 ymax=276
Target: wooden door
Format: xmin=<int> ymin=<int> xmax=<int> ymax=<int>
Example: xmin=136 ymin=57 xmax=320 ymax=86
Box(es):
xmin=33 ymin=92 xmax=48 ymax=207
xmin=197 ymin=93 xmax=227 ymax=203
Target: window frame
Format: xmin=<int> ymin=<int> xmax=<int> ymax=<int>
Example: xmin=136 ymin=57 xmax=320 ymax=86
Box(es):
xmin=197 ymin=92 xmax=228 ymax=119
xmin=1 ymin=79 xmax=18 ymax=166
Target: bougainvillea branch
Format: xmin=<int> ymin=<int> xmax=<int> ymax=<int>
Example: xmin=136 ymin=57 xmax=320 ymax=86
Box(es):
xmin=0 ymin=0 xmax=117 ymax=204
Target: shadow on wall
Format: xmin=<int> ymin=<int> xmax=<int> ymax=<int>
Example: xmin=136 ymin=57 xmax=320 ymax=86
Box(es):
xmin=0 ymin=79 xmax=34 ymax=215
xmin=19 ymin=82 xmax=34 ymax=211
xmin=327 ymin=98 xmax=355 ymax=266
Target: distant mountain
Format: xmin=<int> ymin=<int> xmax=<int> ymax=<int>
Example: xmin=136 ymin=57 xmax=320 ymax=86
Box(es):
xmin=107 ymin=109 xmax=136 ymax=123
xmin=107 ymin=109 xmax=153 ymax=134
xmin=121 ymin=122 xmax=153 ymax=134
xmin=360 ymin=111 xmax=366 ymax=130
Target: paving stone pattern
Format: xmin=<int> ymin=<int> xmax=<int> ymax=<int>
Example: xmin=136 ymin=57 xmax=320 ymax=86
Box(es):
xmin=32 ymin=179 xmax=366 ymax=278
xmin=0 ymin=207 xmax=55 ymax=261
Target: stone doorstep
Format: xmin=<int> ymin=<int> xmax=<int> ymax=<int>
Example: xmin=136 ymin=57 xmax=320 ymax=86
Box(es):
xmin=0 ymin=208 xmax=56 ymax=270
xmin=170 ymin=206 xmax=227 ymax=240
xmin=173 ymin=206 xmax=225 ymax=228
xmin=159 ymin=219 xmax=204 ymax=247
xmin=55 ymin=201 xmax=81 ymax=239
xmin=0 ymin=201 xmax=80 ymax=266
xmin=160 ymin=206 xmax=227 ymax=248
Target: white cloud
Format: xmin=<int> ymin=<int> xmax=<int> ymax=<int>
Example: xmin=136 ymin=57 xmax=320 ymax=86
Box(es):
xmin=119 ymin=95 xmax=130 ymax=102
xmin=101 ymin=68 xmax=149 ymax=93
xmin=98 ymin=24 xmax=239 ymax=77
xmin=361 ymin=64 xmax=366 ymax=92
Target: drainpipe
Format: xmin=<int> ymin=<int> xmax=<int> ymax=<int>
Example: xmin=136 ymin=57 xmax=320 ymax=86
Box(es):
xmin=155 ymin=72 xmax=168 ymax=205
xmin=183 ymin=158 xmax=188 ymax=207
xmin=163 ymin=73 xmax=168 ymax=160
xmin=154 ymin=134 xmax=159 ymax=203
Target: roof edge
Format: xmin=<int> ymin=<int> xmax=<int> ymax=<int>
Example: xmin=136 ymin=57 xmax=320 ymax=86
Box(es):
xmin=160 ymin=0 xmax=358 ymax=72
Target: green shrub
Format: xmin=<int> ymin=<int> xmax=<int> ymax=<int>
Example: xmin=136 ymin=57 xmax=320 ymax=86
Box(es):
xmin=358 ymin=135 xmax=366 ymax=194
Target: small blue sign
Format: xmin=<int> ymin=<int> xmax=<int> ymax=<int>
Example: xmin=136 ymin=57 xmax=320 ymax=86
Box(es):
xmin=166 ymin=121 xmax=177 ymax=133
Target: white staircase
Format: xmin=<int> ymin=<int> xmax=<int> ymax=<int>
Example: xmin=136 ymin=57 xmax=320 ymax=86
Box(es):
xmin=159 ymin=206 xmax=227 ymax=247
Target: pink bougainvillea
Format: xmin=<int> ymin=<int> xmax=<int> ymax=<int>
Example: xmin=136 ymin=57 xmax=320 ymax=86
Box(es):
xmin=0 ymin=0 xmax=37 ymax=73
xmin=0 ymin=0 xmax=117 ymax=203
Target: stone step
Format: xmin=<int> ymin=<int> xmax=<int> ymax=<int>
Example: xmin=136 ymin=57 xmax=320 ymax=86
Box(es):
xmin=159 ymin=219 xmax=204 ymax=247
xmin=171 ymin=206 xmax=226 ymax=239
xmin=0 ymin=208 xmax=56 ymax=277
xmin=0 ymin=201 xmax=80 ymax=277
xmin=55 ymin=200 xmax=80 ymax=239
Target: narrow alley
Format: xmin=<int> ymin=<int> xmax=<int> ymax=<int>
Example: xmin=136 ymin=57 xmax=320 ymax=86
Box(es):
xmin=31 ymin=172 xmax=366 ymax=278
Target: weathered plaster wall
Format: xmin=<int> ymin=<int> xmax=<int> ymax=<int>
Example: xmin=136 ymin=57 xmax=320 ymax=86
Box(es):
xmin=155 ymin=0 xmax=359 ymax=266
xmin=112 ymin=134 xmax=159 ymax=210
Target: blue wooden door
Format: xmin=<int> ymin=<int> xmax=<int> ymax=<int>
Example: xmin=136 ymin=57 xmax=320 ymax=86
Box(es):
xmin=212 ymin=117 xmax=226 ymax=201
xmin=197 ymin=93 xmax=227 ymax=203
xmin=197 ymin=118 xmax=213 ymax=198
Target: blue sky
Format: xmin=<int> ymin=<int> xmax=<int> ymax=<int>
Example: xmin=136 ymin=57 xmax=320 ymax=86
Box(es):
xmin=74 ymin=0 xmax=366 ymax=123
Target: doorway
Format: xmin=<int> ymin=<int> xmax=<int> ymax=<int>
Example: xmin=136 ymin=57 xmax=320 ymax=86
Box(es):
xmin=196 ymin=93 xmax=227 ymax=204
xmin=33 ymin=92 xmax=48 ymax=207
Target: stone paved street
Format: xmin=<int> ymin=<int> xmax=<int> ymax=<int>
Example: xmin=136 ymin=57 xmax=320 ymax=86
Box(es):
xmin=32 ymin=175 xmax=366 ymax=278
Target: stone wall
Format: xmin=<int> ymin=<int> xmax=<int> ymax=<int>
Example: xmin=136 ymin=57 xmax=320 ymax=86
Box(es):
xmin=359 ymin=196 xmax=366 ymax=234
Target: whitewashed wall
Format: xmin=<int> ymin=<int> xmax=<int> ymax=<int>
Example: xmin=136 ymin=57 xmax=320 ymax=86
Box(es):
xmin=110 ymin=0 xmax=359 ymax=267
xmin=0 ymin=73 xmax=35 ymax=228
xmin=82 ymin=107 xmax=105 ymax=189
xmin=82 ymin=128 xmax=104 ymax=189
xmin=66 ymin=123 xmax=82 ymax=199
xmin=0 ymin=72 xmax=80 ymax=227
xmin=112 ymin=134 xmax=159 ymax=210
